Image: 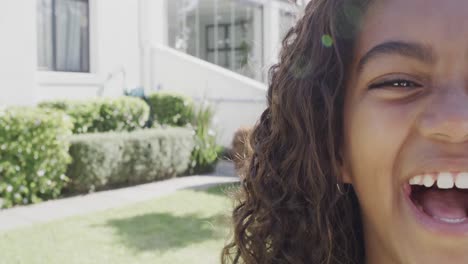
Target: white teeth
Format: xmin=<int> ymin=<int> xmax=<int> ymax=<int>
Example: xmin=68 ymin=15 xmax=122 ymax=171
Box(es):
xmin=434 ymin=216 xmax=467 ymax=224
xmin=437 ymin=172 xmax=454 ymax=189
xmin=409 ymin=175 xmax=423 ymax=185
xmin=423 ymin=174 xmax=435 ymax=187
xmin=455 ymin=172 xmax=468 ymax=189
xmin=409 ymin=172 xmax=468 ymax=189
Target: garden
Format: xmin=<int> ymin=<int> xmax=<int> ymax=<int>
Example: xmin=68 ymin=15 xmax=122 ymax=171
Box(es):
xmin=0 ymin=92 xmax=223 ymax=208
xmin=0 ymin=90 xmax=250 ymax=263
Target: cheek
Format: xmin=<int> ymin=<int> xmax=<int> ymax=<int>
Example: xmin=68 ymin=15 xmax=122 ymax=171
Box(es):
xmin=344 ymin=98 xmax=416 ymax=215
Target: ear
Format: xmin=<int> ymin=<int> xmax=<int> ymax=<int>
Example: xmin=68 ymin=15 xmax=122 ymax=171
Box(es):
xmin=338 ymin=149 xmax=353 ymax=184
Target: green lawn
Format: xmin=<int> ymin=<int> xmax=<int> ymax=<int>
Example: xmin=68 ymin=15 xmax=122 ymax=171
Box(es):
xmin=0 ymin=183 xmax=239 ymax=264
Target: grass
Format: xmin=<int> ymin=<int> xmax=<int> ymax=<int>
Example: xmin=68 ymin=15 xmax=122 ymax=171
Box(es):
xmin=0 ymin=183 xmax=239 ymax=264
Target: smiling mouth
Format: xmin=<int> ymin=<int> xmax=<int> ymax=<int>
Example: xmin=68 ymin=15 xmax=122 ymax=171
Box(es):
xmin=405 ymin=172 xmax=468 ymax=233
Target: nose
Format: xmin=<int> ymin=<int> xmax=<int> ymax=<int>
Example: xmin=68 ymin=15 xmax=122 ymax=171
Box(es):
xmin=418 ymin=86 xmax=468 ymax=143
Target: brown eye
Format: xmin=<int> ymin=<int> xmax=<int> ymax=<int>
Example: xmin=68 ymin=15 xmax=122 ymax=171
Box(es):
xmin=368 ymin=79 xmax=422 ymax=90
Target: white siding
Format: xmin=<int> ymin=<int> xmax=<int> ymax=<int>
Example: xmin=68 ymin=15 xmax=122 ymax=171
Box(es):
xmin=36 ymin=0 xmax=141 ymax=102
xmin=0 ymin=0 xmax=37 ymax=106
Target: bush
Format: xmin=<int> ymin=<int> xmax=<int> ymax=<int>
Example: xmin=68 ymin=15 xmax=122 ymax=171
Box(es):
xmin=146 ymin=92 xmax=194 ymax=127
xmin=187 ymin=103 xmax=223 ymax=174
xmin=0 ymin=107 xmax=73 ymax=208
xmin=39 ymin=97 xmax=150 ymax=134
xmin=231 ymin=127 xmax=253 ymax=179
xmin=66 ymin=127 xmax=195 ymax=193
xmin=41 ymin=100 xmax=99 ymax=134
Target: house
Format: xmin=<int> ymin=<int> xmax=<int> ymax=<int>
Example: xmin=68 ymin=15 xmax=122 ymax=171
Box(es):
xmin=0 ymin=0 xmax=303 ymax=146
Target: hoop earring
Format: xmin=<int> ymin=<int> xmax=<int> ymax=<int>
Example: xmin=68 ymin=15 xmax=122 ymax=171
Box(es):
xmin=336 ymin=183 xmax=346 ymax=195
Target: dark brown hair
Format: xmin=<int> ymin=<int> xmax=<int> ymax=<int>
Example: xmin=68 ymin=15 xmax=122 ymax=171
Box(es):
xmin=222 ymin=0 xmax=371 ymax=263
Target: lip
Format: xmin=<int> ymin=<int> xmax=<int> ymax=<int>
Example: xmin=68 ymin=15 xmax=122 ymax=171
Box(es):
xmin=402 ymin=158 xmax=468 ymax=185
xmin=402 ymin=183 xmax=468 ymax=236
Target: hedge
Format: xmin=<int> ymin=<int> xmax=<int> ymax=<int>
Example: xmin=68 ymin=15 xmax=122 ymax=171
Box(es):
xmin=0 ymin=107 xmax=73 ymax=208
xmin=146 ymin=92 xmax=194 ymax=127
xmin=38 ymin=97 xmax=150 ymax=134
xmin=66 ymin=127 xmax=195 ymax=193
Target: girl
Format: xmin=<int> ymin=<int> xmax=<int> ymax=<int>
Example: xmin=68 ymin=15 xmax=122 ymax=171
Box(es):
xmin=223 ymin=0 xmax=468 ymax=263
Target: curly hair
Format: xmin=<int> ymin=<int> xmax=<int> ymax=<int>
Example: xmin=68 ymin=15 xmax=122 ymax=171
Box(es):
xmin=222 ymin=0 xmax=372 ymax=263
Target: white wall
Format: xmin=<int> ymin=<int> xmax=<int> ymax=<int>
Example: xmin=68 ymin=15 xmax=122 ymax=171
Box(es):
xmin=151 ymin=44 xmax=267 ymax=147
xmin=141 ymin=0 xmax=168 ymax=90
xmin=36 ymin=0 xmax=141 ymax=103
xmin=144 ymin=0 xmax=168 ymax=45
xmin=0 ymin=0 xmax=37 ymax=106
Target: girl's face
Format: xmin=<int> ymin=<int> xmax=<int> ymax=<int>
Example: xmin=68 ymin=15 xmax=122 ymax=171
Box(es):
xmin=342 ymin=0 xmax=468 ymax=263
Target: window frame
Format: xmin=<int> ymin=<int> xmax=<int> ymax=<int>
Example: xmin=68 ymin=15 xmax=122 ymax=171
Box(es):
xmin=37 ymin=0 xmax=93 ymax=73
xmin=37 ymin=0 xmax=100 ymax=86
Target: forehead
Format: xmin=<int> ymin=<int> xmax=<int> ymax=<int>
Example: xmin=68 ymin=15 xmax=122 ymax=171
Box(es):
xmin=356 ymin=0 xmax=468 ymax=57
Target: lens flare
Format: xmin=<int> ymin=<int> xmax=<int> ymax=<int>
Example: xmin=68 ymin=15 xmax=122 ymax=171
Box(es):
xmin=321 ymin=34 xmax=333 ymax=47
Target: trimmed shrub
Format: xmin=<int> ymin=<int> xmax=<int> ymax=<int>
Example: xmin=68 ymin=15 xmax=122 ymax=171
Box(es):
xmin=66 ymin=127 xmax=195 ymax=193
xmin=187 ymin=103 xmax=223 ymax=174
xmin=45 ymin=100 xmax=99 ymax=134
xmin=0 ymin=107 xmax=73 ymax=208
xmin=39 ymin=97 xmax=150 ymax=134
xmin=146 ymin=92 xmax=194 ymax=127
xmin=94 ymin=98 xmax=150 ymax=132
xmin=231 ymin=127 xmax=253 ymax=179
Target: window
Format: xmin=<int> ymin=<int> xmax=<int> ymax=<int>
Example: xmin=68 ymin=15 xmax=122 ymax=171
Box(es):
xmin=37 ymin=0 xmax=90 ymax=73
xmin=205 ymin=21 xmax=253 ymax=69
xmin=168 ymin=0 xmax=264 ymax=81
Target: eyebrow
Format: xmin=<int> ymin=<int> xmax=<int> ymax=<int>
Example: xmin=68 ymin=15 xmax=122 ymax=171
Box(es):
xmin=356 ymin=41 xmax=435 ymax=73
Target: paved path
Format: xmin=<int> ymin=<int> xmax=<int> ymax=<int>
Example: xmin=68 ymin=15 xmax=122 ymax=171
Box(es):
xmin=0 ymin=161 xmax=239 ymax=232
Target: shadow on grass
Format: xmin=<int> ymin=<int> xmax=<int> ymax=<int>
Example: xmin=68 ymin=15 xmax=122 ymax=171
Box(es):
xmin=104 ymin=212 xmax=226 ymax=253
xmin=199 ymin=183 xmax=241 ymax=197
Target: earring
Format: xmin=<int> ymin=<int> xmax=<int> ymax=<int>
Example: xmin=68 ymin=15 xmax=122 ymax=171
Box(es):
xmin=336 ymin=183 xmax=346 ymax=195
